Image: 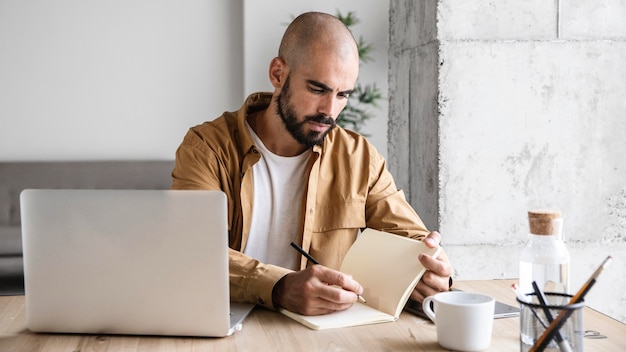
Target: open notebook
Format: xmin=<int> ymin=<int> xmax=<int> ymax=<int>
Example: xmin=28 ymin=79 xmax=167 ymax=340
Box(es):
xmin=20 ymin=189 xmax=254 ymax=337
xmin=280 ymin=228 xmax=441 ymax=330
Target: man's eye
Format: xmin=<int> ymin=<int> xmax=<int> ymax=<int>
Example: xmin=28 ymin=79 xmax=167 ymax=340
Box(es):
xmin=339 ymin=93 xmax=350 ymax=99
xmin=309 ymin=86 xmax=324 ymax=94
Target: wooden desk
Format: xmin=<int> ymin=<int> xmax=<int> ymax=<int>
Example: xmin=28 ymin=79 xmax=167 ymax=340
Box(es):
xmin=1 ymin=280 xmax=624 ymax=351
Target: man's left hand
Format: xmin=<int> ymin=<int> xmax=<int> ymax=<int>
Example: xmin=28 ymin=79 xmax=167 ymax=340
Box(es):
xmin=411 ymin=231 xmax=453 ymax=302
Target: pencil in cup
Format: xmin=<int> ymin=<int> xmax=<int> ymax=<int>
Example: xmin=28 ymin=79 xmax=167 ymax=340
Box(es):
xmin=519 ymin=293 xmax=584 ymax=352
xmin=532 ymin=281 xmax=573 ymax=352
xmin=528 ymin=255 xmax=612 ymax=352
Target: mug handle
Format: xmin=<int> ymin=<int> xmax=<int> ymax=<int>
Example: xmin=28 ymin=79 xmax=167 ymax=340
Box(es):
xmin=421 ymin=296 xmax=436 ymax=323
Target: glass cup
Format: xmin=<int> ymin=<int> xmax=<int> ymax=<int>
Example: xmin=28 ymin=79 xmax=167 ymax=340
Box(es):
xmin=518 ymin=292 xmax=584 ymax=352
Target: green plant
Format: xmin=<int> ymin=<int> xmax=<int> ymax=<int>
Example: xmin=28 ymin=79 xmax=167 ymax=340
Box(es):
xmin=335 ymin=10 xmax=383 ymax=135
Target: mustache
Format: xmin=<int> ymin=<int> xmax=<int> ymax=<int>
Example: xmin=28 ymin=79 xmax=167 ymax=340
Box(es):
xmin=304 ymin=114 xmax=336 ymax=126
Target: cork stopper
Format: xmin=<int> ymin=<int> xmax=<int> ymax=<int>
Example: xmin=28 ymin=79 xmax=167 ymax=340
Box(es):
xmin=528 ymin=210 xmax=563 ymax=236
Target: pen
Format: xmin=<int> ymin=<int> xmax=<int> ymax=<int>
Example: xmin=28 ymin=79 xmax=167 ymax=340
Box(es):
xmin=289 ymin=242 xmax=366 ymax=303
xmin=290 ymin=242 xmax=320 ymax=265
xmin=532 ymin=281 xmax=572 ymax=352
xmin=530 ymin=255 xmax=612 ymax=352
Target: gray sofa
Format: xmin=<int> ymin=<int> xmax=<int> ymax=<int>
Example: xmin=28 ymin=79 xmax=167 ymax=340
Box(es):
xmin=0 ymin=160 xmax=175 ymax=295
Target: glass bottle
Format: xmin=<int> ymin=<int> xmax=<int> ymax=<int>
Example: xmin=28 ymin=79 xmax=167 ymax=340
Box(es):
xmin=518 ymin=210 xmax=570 ymax=295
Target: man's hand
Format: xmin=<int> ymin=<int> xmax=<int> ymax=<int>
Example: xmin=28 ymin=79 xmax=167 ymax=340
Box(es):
xmin=411 ymin=231 xmax=453 ymax=302
xmin=272 ymin=265 xmax=363 ymax=316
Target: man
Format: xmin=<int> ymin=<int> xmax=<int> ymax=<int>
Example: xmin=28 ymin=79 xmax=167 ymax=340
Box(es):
xmin=172 ymin=12 xmax=452 ymax=316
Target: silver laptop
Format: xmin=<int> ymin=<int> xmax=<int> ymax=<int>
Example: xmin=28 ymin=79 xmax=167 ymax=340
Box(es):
xmin=20 ymin=189 xmax=254 ymax=337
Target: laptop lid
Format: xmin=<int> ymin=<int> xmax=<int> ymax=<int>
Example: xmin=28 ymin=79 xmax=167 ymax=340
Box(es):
xmin=20 ymin=189 xmax=253 ymax=337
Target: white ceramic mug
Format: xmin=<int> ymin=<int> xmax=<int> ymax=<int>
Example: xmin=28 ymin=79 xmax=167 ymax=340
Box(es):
xmin=422 ymin=291 xmax=495 ymax=352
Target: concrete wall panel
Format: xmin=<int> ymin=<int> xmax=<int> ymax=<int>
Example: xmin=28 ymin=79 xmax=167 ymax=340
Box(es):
xmin=408 ymin=43 xmax=440 ymax=230
xmin=438 ymin=40 xmax=626 ymax=245
xmin=561 ymin=0 xmax=626 ymax=38
xmin=438 ymin=0 xmax=558 ymax=40
xmin=390 ymin=0 xmax=438 ymax=50
xmin=388 ymin=51 xmax=412 ymax=193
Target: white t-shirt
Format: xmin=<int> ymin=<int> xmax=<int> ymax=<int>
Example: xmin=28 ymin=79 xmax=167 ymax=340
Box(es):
xmin=243 ymin=123 xmax=311 ymax=270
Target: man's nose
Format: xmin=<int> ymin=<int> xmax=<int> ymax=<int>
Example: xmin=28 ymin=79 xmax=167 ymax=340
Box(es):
xmin=317 ymin=95 xmax=339 ymax=118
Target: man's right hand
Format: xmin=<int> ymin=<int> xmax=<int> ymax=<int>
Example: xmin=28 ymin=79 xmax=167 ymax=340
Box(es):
xmin=271 ymin=265 xmax=363 ymax=316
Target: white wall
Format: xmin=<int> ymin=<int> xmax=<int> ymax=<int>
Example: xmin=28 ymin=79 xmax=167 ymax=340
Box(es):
xmin=0 ymin=0 xmax=389 ymax=161
xmin=0 ymin=0 xmax=243 ymax=161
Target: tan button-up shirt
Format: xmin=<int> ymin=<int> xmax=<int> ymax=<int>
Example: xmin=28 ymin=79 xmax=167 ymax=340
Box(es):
xmin=172 ymin=92 xmax=430 ymax=309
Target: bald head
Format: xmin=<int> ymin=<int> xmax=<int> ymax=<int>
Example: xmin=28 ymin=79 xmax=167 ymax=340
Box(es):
xmin=278 ymin=12 xmax=359 ymax=70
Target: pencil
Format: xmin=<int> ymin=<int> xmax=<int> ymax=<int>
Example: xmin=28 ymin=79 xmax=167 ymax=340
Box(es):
xmin=532 ymin=281 xmax=572 ymax=352
xmin=289 ymin=242 xmax=366 ymax=303
xmin=529 ymin=255 xmax=612 ymax=352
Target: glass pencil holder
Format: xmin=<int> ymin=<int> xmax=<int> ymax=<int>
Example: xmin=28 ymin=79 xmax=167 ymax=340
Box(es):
xmin=517 ymin=292 xmax=584 ymax=352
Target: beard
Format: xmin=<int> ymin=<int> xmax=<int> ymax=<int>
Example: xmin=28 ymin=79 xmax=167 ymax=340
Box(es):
xmin=276 ymin=76 xmax=337 ymax=148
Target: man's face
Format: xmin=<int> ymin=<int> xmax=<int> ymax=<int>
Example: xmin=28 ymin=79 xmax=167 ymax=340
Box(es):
xmin=270 ymin=28 xmax=359 ymax=148
xmin=276 ymin=75 xmax=337 ymax=148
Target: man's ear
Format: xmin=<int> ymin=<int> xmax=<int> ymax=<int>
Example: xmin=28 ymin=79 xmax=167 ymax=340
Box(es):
xmin=269 ymin=57 xmax=287 ymax=89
